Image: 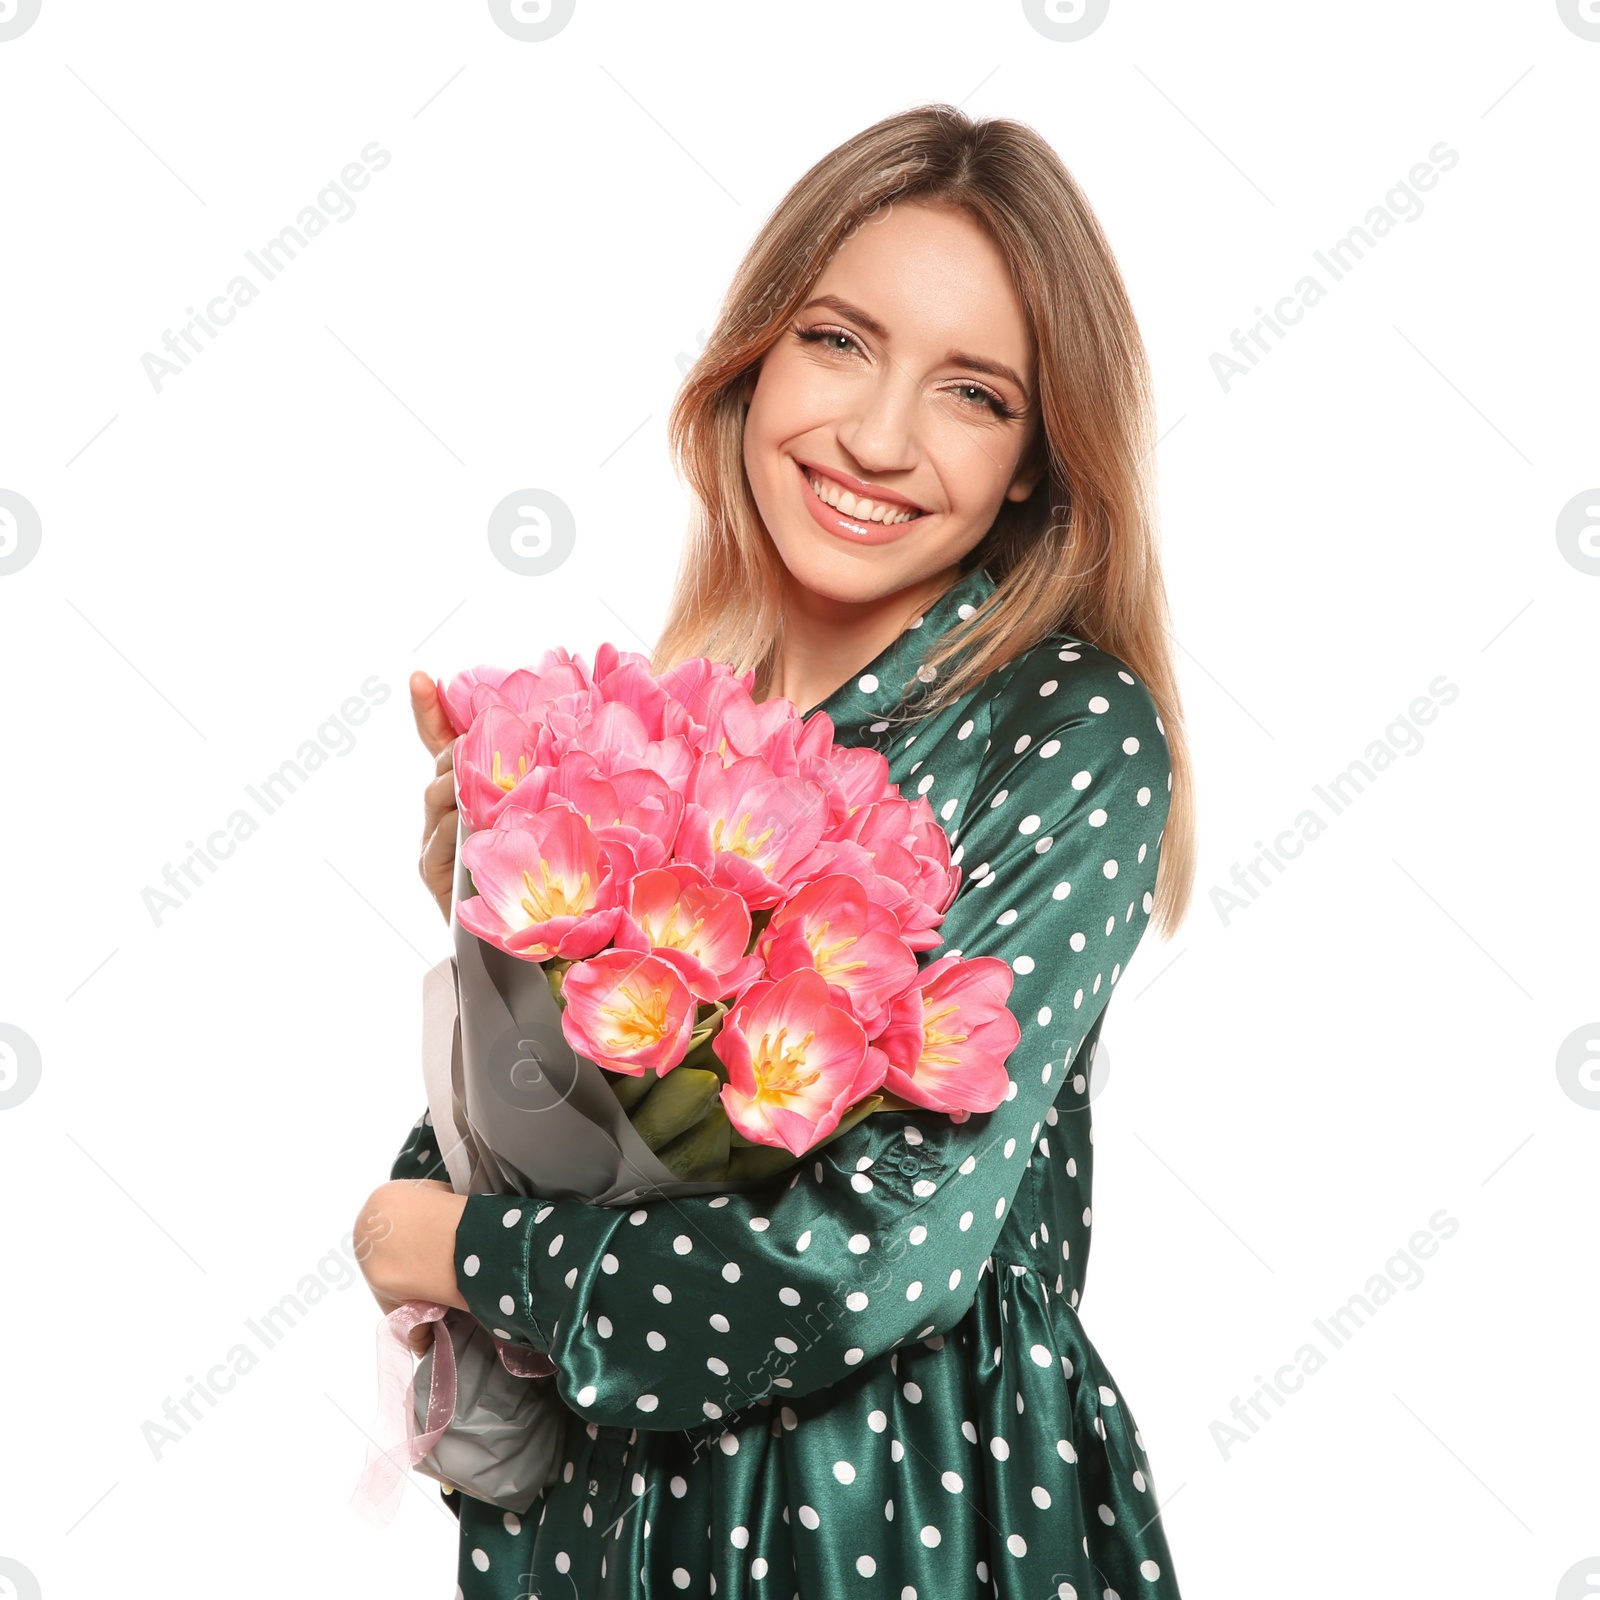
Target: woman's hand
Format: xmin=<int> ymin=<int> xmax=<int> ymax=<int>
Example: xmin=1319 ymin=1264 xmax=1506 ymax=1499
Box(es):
xmin=371 ymin=1288 xmax=439 ymax=1357
xmin=411 ymin=671 xmax=458 ymax=925
xmin=354 ymin=1178 xmax=470 ymax=1353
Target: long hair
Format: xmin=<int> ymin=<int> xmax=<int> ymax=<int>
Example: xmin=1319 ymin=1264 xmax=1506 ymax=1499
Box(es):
xmin=654 ymin=103 xmax=1195 ymax=936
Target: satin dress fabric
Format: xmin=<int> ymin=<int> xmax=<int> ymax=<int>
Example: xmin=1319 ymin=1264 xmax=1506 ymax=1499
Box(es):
xmin=389 ymin=562 xmax=1185 ymax=1598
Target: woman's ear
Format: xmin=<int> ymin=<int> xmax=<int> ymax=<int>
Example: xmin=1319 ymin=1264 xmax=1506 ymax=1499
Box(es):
xmin=1004 ymin=467 xmax=1043 ymax=504
xmin=1003 ymin=429 xmax=1048 ymax=503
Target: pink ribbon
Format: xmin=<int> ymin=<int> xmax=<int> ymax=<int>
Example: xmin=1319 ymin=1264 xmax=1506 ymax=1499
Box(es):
xmin=496 ymin=1339 xmax=556 ymax=1380
xmin=350 ymin=1300 xmax=458 ymax=1526
xmin=349 ymin=1300 xmax=557 ymax=1526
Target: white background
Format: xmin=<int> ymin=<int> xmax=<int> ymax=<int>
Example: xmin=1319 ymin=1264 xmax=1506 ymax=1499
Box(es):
xmin=1 ymin=2 xmax=1596 ymax=1597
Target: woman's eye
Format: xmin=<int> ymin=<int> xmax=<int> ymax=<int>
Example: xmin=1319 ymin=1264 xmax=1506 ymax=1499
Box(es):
xmin=953 ymin=382 xmax=1014 ymax=419
xmin=796 ymin=326 xmax=1015 ymax=418
xmin=795 ymin=325 xmax=864 ymax=357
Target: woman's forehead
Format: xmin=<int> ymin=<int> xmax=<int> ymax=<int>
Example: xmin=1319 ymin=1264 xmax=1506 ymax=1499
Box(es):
xmin=809 ymin=203 xmax=1036 ymax=384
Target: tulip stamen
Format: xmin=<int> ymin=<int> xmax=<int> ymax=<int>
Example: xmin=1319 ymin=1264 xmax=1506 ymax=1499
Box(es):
xmin=754 ymin=1024 xmax=821 ymax=1099
xmin=920 ymin=1000 xmax=971 ymax=1065
xmin=490 ymin=749 xmax=530 ymax=793
xmin=601 ymin=984 xmax=672 ymax=1052
xmin=519 ymin=862 xmax=593 ymax=922
xmin=810 ymin=923 xmax=869 ymax=984
xmin=712 ymin=809 xmax=778 ymax=863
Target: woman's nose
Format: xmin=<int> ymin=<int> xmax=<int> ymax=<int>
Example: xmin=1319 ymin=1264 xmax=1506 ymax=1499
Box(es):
xmin=837 ymin=367 xmax=921 ymax=476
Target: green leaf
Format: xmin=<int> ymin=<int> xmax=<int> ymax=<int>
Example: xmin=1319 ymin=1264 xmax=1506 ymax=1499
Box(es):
xmin=605 ymin=1068 xmax=659 ymax=1112
xmin=545 ymin=962 xmax=570 ymax=1006
xmin=722 ymin=1094 xmax=887 ymax=1181
xmin=628 ymin=1067 xmax=722 ymax=1151
xmin=871 ymin=1090 xmax=921 ymax=1114
xmin=677 ymin=1033 xmax=727 ymax=1079
xmin=727 ymin=1142 xmax=802 ymax=1182
xmin=656 ymin=1103 xmax=733 ymax=1181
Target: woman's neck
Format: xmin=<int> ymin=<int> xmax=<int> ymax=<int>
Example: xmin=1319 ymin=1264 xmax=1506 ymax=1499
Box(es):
xmin=760 ymin=563 xmax=965 ymax=715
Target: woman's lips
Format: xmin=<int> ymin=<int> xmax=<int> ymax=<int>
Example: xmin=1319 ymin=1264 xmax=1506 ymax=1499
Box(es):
xmin=794 ymin=459 xmax=927 ymax=546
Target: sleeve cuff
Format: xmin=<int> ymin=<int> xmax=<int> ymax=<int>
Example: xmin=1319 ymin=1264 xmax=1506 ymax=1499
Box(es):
xmin=452 ymin=1192 xmax=578 ymax=1353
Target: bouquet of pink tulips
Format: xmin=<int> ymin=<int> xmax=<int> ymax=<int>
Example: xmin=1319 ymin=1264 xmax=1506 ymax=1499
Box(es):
xmin=437 ymin=644 xmax=1021 ymax=1187
xmin=354 ymin=643 xmax=1028 ymax=1524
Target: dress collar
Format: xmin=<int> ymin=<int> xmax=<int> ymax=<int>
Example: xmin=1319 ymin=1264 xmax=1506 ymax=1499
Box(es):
xmin=802 ymin=563 xmax=998 ymax=742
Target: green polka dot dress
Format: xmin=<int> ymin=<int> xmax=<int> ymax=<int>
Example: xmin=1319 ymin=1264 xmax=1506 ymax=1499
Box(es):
xmin=390 ymin=562 xmax=1184 ymax=1598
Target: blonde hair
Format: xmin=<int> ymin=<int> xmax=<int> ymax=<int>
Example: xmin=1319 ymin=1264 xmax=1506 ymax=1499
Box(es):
xmin=655 ymin=103 xmax=1194 ymax=936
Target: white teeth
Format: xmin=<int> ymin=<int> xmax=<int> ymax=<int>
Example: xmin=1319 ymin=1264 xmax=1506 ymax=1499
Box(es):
xmin=806 ymin=471 xmax=920 ymax=525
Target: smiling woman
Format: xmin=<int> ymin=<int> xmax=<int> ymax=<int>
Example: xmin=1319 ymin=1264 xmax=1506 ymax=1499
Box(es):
xmin=375 ymin=101 xmax=1197 ymax=1599
xmin=659 ymin=113 xmax=1192 ymax=883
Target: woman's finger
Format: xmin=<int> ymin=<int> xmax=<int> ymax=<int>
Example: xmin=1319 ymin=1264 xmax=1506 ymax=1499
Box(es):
xmin=423 ymin=767 xmax=456 ymax=827
xmin=421 ymin=818 xmax=455 ymax=886
xmin=410 ymin=670 xmax=456 ymax=759
xmin=421 ymin=807 xmax=457 ymax=923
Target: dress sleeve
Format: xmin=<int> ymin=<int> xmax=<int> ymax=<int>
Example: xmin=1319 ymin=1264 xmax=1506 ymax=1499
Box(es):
xmin=389 ymin=1112 xmax=445 ymax=1182
xmin=450 ymin=646 xmax=1173 ymax=1433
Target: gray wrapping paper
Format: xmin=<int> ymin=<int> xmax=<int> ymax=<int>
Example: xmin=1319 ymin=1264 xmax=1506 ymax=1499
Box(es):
xmin=409 ymin=800 xmax=790 ymax=1508
xmin=408 ymin=1311 xmax=567 ymax=1514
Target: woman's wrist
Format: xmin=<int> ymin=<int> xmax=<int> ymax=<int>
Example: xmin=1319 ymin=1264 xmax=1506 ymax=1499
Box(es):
xmin=354 ymin=1178 xmax=470 ymax=1309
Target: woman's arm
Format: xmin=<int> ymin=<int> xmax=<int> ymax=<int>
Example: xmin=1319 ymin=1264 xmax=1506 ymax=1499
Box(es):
xmin=354 ymin=1177 xmax=470 ymax=1311
xmin=445 ymin=648 xmax=1172 ymax=1432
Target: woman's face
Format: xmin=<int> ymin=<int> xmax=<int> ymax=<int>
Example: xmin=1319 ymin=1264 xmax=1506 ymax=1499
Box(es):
xmin=742 ymin=199 xmax=1043 ymax=607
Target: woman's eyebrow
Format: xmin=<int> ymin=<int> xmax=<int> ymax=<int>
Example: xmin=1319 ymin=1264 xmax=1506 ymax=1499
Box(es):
xmin=946 ymin=348 xmax=1028 ymax=395
xmin=800 ymin=293 xmax=1030 ymax=396
xmin=801 ymin=294 xmax=891 ymax=340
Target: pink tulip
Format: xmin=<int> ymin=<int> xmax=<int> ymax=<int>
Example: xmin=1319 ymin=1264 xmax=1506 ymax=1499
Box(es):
xmin=797 ymin=740 xmax=893 ymax=829
xmin=587 ymin=641 xmax=653 ymax=679
xmin=517 ymin=753 xmax=684 ymax=872
xmin=674 ymin=754 xmax=830 ymax=910
xmin=476 ymin=674 xmax=695 ymax=795
xmin=848 ymin=796 xmax=961 ymax=923
xmin=455 ymin=805 xmax=631 ymax=962
xmin=797 ymin=794 xmax=960 ymax=952
xmin=588 ymin=657 xmax=692 ymax=745
xmin=559 ymin=950 xmax=698 ymax=1076
xmin=438 ymin=666 xmax=526 ymax=737
xmin=438 ymin=650 xmax=600 ymax=736
xmin=612 ymin=864 xmax=763 ymax=1001
xmin=506 ymin=648 xmax=604 ymax=717
xmin=759 ymin=875 xmax=920 ymax=1036
xmin=793 ymin=832 xmax=955 ymax=955
xmin=715 ymin=969 xmax=886 ymax=1155
xmin=456 ymin=706 xmax=548 ymax=829
xmin=694 ymin=676 xmax=814 ymax=771
xmin=654 ymin=661 xmax=763 ymax=757
xmin=873 ymin=954 xmax=1019 ymax=1114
